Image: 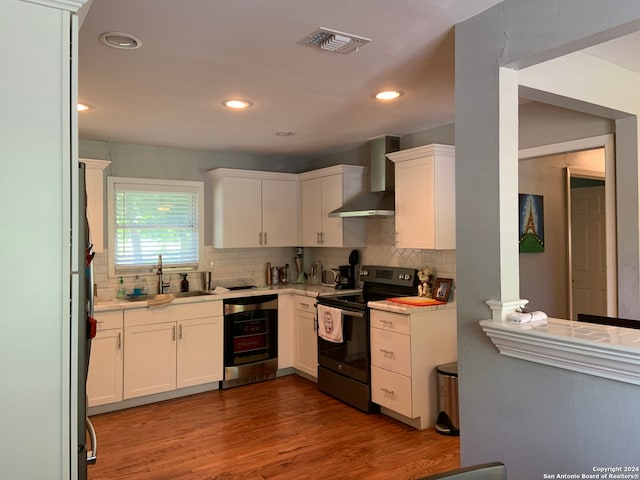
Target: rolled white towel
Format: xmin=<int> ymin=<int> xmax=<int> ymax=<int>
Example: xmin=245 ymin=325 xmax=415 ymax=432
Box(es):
xmin=507 ymin=310 xmax=548 ymax=324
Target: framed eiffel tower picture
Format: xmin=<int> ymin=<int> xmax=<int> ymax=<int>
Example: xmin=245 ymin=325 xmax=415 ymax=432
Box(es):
xmin=519 ymin=193 xmax=544 ymax=253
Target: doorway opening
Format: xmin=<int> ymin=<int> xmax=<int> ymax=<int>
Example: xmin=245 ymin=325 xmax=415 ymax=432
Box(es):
xmin=519 ymin=135 xmax=617 ymax=319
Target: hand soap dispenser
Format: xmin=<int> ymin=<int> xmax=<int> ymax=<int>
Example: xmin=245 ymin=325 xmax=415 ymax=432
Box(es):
xmin=180 ymin=273 xmax=189 ymax=293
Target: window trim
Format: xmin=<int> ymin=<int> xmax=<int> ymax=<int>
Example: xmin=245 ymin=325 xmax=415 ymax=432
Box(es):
xmin=106 ymin=176 xmax=204 ymax=278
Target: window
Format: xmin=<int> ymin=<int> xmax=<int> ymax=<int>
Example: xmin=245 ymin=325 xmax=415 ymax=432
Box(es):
xmin=107 ymin=177 xmax=204 ymax=276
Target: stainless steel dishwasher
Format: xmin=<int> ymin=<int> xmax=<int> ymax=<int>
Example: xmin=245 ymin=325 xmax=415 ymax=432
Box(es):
xmin=221 ymin=294 xmax=278 ymax=389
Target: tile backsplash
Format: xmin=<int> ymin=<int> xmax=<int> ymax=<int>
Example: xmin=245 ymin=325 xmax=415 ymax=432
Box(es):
xmin=93 ymin=218 xmax=455 ymax=298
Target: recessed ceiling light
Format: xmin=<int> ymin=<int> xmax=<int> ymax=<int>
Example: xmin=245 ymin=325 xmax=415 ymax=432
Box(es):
xmin=77 ymin=103 xmax=91 ymax=112
xmin=223 ymin=99 xmax=253 ymax=110
xmin=275 ymin=131 xmax=295 ymax=137
xmin=99 ymin=32 xmax=142 ymax=50
xmin=375 ymin=90 xmax=403 ymax=101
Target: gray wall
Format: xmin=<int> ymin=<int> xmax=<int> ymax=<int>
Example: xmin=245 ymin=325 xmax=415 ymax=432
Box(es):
xmin=80 ymin=138 xmax=312 ymax=178
xmin=79 ymin=138 xmax=313 ymax=246
xmin=456 ymin=1 xmax=640 ymax=477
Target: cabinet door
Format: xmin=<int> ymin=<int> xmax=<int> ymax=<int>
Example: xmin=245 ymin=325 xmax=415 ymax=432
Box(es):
xmin=217 ymin=177 xmax=262 ymax=247
xmin=301 ymin=177 xmax=323 ymax=246
xmin=87 ymin=328 xmax=123 ymax=407
xmin=318 ymin=174 xmax=345 ymax=247
xmin=395 ymin=157 xmax=436 ymax=249
xmin=262 ymin=179 xmax=299 ymax=246
xmin=177 ymin=316 xmax=223 ymax=388
xmin=124 ymin=322 xmax=177 ymax=399
xmin=295 ymin=307 xmax=318 ymax=378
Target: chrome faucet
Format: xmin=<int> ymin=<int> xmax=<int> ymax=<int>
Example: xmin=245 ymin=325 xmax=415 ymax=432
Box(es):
xmin=157 ymin=254 xmax=171 ymax=294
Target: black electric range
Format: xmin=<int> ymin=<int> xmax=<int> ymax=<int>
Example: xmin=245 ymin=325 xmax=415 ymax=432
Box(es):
xmin=316 ymin=265 xmax=419 ymax=412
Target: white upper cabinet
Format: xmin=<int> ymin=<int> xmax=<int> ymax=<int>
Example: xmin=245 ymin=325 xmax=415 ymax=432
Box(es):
xmin=208 ymin=169 xmax=299 ymax=248
xmin=388 ymin=144 xmax=455 ymax=250
xmin=82 ymin=158 xmax=111 ymax=253
xmin=299 ymin=165 xmax=367 ymax=247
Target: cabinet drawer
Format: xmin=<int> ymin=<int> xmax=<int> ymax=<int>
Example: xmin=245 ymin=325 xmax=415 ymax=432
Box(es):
xmin=95 ymin=310 xmax=123 ymax=331
xmin=370 ymin=310 xmax=410 ymax=335
xmin=370 ymin=327 xmax=411 ymax=376
xmin=125 ymin=300 xmax=221 ymax=326
xmin=371 ymin=366 xmax=412 ymax=418
xmin=295 ymin=296 xmax=315 ymax=312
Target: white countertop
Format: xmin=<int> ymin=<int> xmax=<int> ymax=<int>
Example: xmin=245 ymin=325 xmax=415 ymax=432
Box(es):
xmin=480 ymin=317 xmax=640 ymax=386
xmin=368 ymin=299 xmax=456 ymax=314
xmin=94 ymin=284 xmax=360 ymax=312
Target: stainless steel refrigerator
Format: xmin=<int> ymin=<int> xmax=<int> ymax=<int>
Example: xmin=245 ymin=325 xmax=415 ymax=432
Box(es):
xmin=76 ymin=161 xmax=97 ymax=479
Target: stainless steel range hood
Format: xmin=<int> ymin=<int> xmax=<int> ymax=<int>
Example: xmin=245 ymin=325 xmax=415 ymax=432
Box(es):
xmin=329 ymin=135 xmax=400 ymax=218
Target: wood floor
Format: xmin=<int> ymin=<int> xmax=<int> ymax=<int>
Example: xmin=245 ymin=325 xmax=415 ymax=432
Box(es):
xmin=88 ymin=375 xmax=459 ymax=480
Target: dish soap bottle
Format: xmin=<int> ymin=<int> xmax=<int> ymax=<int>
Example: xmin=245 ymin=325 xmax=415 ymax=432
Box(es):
xmin=133 ymin=275 xmax=142 ymax=296
xmin=180 ymin=273 xmax=189 ymax=292
xmin=117 ymin=276 xmax=126 ymax=298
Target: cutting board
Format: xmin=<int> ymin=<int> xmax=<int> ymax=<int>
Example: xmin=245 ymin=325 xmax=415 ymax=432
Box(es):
xmin=387 ymin=296 xmax=446 ymax=306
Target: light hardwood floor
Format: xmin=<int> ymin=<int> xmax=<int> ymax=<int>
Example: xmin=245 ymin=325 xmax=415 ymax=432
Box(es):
xmin=88 ymin=375 xmax=459 ymax=480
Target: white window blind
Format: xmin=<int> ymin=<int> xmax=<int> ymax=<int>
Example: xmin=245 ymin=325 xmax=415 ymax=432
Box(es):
xmin=108 ymin=177 xmax=204 ymax=274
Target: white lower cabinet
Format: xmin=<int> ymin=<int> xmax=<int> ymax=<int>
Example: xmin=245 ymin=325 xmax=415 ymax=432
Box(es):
xmin=370 ymin=307 xmax=456 ymax=430
xmin=293 ymin=295 xmax=318 ymax=378
xmin=177 ymin=317 xmax=223 ymax=388
xmin=123 ymin=301 xmax=223 ymax=400
xmin=124 ymin=322 xmax=177 ymax=399
xmin=87 ymin=311 xmax=123 ymax=407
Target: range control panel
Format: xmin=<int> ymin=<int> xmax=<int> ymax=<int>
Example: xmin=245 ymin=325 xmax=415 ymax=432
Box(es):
xmin=360 ymin=265 xmax=417 ymax=287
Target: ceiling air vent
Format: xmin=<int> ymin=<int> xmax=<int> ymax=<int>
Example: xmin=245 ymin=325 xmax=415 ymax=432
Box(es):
xmin=297 ymin=27 xmax=371 ymax=54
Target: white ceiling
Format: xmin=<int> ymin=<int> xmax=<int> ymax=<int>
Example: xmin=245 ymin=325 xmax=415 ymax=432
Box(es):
xmin=78 ymin=1 xmax=640 ymax=160
xmin=78 ymin=0 xmax=504 ymax=158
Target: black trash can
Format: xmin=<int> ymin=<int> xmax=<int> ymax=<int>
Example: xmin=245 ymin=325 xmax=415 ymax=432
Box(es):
xmin=435 ymin=362 xmax=459 ymax=436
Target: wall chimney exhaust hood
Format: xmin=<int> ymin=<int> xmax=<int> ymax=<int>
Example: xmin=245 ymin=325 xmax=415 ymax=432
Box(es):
xmin=329 ymin=135 xmax=400 ymax=218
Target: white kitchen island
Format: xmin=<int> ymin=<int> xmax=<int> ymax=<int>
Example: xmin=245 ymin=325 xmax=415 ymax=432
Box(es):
xmin=368 ymin=300 xmax=457 ymax=430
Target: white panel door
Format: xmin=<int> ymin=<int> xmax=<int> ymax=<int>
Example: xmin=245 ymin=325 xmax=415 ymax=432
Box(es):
xmin=301 ymin=177 xmax=323 ymax=245
xmin=177 ymin=317 xmax=223 ymax=388
xmin=261 ymin=179 xmax=299 ymax=246
xmin=219 ymin=176 xmax=262 ymax=247
xmin=571 ymin=185 xmax=607 ymax=319
xmin=294 ymin=308 xmax=318 ymax=378
xmin=319 ymin=174 xmax=344 ymax=247
xmin=395 ymin=157 xmax=435 ymax=249
xmin=124 ymin=322 xmax=177 ymax=399
xmin=87 ymin=328 xmax=123 ymax=406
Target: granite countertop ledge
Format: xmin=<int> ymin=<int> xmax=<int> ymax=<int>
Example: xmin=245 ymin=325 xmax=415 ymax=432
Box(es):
xmin=480 ymin=317 xmax=640 ymax=386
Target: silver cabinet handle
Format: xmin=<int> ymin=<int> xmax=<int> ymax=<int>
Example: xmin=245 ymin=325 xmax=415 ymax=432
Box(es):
xmin=172 ymin=325 xmax=176 ymax=341
xmin=380 ymin=319 xmax=393 ymax=325
xmin=264 ymin=231 xmax=267 ymax=245
xmin=117 ymin=332 xmax=121 ymax=350
xmin=179 ymin=324 xmax=183 ymax=340
xmin=379 ymin=348 xmax=394 ymax=356
xmin=380 ymin=387 xmax=395 ymax=395
xmin=259 ymin=232 xmax=263 ymax=245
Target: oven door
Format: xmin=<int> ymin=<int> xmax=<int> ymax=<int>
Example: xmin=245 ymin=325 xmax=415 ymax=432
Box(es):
xmin=317 ymin=308 xmax=370 ymax=384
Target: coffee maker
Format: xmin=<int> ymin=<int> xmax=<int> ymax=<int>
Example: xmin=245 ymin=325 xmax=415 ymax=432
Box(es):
xmin=336 ymin=249 xmax=359 ymax=290
xmin=336 ymin=265 xmax=355 ymax=289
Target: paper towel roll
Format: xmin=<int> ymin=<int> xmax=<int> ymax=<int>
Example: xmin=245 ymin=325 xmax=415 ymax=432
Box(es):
xmin=507 ymin=311 xmax=548 ymax=324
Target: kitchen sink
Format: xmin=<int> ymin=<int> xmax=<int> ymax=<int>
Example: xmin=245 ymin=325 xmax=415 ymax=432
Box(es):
xmin=124 ymin=291 xmax=212 ymax=302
